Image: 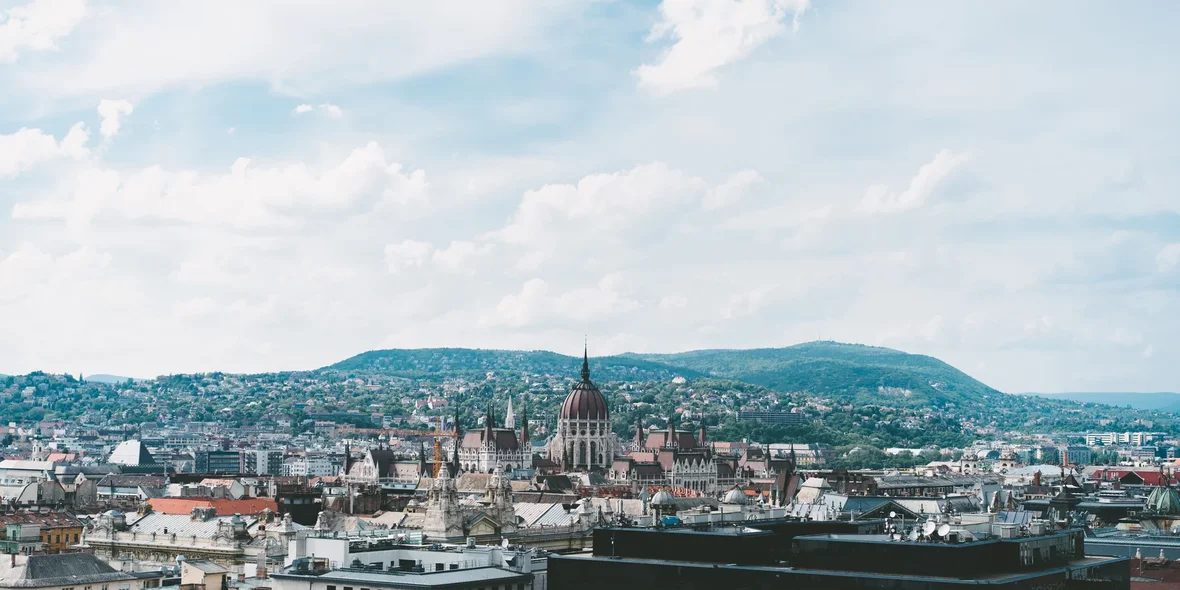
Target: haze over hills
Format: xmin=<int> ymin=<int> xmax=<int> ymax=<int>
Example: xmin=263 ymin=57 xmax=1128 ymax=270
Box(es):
xmin=326 ymin=341 xmax=1000 ymax=408
xmin=624 ymin=342 xmax=1000 ymax=408
xmin=1022 ymin=392 xmax=1180 ymax=413
xmin=82 ymin=374 xmax=140 ymax=385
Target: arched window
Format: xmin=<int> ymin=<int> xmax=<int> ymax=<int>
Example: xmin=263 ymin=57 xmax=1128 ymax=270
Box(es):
xmin=590 ymin=442 xmax=597 ymax=466
xmin=578 ymin=441 xmax=587 ymax=466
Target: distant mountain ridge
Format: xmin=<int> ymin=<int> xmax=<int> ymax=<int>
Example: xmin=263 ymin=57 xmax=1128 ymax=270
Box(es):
xmin=82 ymin=374 xmax=140 ymax=384
xmin=323 ymin=348 xmax=704 ymax=382
xmin=1023 ymin=392 xmax=1180 ymax=413
xmin=327 ymin=341 xmax=1000 ymax=408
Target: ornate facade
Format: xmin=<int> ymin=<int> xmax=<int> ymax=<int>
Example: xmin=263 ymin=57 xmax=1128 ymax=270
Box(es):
xmin=547 ymin=349 xmax=616 ymax=471
xmin=459 ymin=403 xmax=530 ymax=474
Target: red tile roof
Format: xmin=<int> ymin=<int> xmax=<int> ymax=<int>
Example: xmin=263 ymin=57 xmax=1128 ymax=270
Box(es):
xmin=149 ymin=497 xmax=277 ymax=516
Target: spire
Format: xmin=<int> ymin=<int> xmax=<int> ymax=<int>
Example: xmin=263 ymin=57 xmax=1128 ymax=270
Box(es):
xmin=635 ymin=419 xmax=644 ymax=448
xmin=505 ymin=398 xmax=516 ymax=429
xmin=453 ymin=407 xmax=462 ymax=438
xmin=520 ymin=401 xmax=529 ymax=446
xmin=418 ymin=441 xmax=427 ymax=474
xmin=449 ymin=435 xmax=461 ymax=478
xmin=698 ymin=422 xmax=707 ymax=447
xmin=581 ymin=342 xmax=591 ymax=382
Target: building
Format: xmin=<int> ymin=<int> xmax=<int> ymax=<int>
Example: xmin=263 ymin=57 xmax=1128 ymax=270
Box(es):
xmin=1085 ymin=432 xmax=1168 ymax=446
xmin=284 ymin=532 xmax=547 ymax=589
xmin=546 ymin=349 xmax=616 ymax=471
xmin=0 ymin=511 xmax=83 ymax=553
xmin=0 ymin=552 xmax=163 ymax=590
xmin=194 ymin=450 xmax=242 ymax=474
xmin=737 ymin=410 xmax=810 ymax=426
xmin=284 ymin=455 xmax=335 ymax=477
xmin=610 ymin=420 xmax=729 ymax=493
xmin=459 ymin=403 xmax=530 ymax=474
xmin=108 ymin=440 xmax=165 ymax=471
xmin=1064 ymin=446 xmax=1093 ymax=466
xmin=272 ymin=561 xmax=535 ymax=590
xmin=242 ymin=449 xmax=284 ymax=476
xmin=551 ymin=525 xmax=1130 ymax=590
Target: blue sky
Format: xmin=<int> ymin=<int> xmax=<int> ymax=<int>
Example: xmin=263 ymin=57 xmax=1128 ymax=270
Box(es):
xmin=1 ymin=0 xmax=1177 ymax=393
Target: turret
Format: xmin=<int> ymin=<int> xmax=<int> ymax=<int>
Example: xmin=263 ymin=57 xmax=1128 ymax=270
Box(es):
xmin=698 ymin=422 xmax=707 ymax=447
xmin=519 ymin=402 xmax=529 ymax=446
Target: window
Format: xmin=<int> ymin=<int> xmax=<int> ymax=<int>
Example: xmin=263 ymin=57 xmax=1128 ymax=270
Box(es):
xmin=450 ymin=563 xmax=459 ymax=570
xmin=327 ymin=586 xmax=336 ymax=590
xmin=344 ymin=586 xmax=353 ymax=590
xmin=435 ymin=563 xmax=444 ymax=571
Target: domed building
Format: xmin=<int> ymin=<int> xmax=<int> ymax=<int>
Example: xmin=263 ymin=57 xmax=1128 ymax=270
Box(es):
xmin=548 ymin=347 xmax=616 ymax=471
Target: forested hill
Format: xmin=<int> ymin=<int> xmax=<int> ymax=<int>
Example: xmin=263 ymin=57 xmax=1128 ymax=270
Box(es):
xmin=327 ymin=342 xmax=1000 ymax=408
xmin=323 ymin=348 xmax=703 ymax=382
xmin=624 ymin=341 xmax=1000 ymax=407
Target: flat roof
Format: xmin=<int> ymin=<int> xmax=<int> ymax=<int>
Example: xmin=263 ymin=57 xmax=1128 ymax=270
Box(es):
xmin=553 ymin=553 xmax=1128 ymax=585
xmin=598 ymin=526 xmax=773 ymax=538
xmin=273 ymin=566 xmax=531 ymax=588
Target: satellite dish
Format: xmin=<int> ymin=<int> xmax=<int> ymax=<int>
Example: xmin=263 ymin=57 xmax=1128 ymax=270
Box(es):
xmin=922 ymin=521 xmax=937 ymax=535
xmin=938 ymin=524 xmax=951 ymax=537
xmin=501 ymin=538 xmax=510 ymax=548
xmin=908 ymin=529 xmax=920 ymax=542
xmin=892 ymin=533 xmax=902 ymax=541
xmin=889 ymin=511 xmax=897 ymax=519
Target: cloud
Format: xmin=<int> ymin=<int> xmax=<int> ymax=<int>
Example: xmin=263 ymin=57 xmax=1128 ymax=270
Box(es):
xmin=0 ymin=123 xmax=89 ymax=177
xmin=431 ymin=240 xmax=491 ymax=273
xmin=13 ymin=141 xmax=427 ymax=228
xmin=14 ymin=2 xmax=574 ymax=98
xmin=858 ymin=150 xmax=969 ymax=214
xmin=485 ymin=278 xmax=550 ymax=328
xmin=0 ymin=0 xmax=87 ymax=63
xmin=636 ymin=0 xmax=809 ymax=95
xmin=1157 ymin=243 xmax=1180 ymax=272
xmin=97 ymin=99 xmax=134 ymax=139
xmin=554 ymin=274 xmax=640 ymax=322
xmin=292 ymin=103 xmax=344 ymax=118
xmin=702 ymin=169 xmax=761 ymax=211
xmin=384 ymin=240 xmax=433 ymax=273
xmin=659 ymin=294 xmax=688 ymax=310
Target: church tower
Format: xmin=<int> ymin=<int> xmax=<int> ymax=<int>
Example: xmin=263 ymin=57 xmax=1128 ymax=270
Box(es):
xmin=547 ymin=345 xmax=615 ymax=471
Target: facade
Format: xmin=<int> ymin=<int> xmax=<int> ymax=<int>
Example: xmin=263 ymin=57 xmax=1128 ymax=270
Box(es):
xmin=610 ymin=421 xmax=729 ymax=493
xmin=194 ymin=450 xmax=242 ymax=474
xmin=1085 ymin=432 xmax=1168 ymax=446
xmin=242 ymin=449 xmax=284 ymax=476
xmin=738 ymin=410 xmax=810 ymax=426
xmin=459 ymin=404 xmax=530 ymax=474
xmin=546 ymin=349 xmax=616 ymax=471
xmin=284 ymin=455 xmax=335 ymax=477
xmin=0 ymin=511 xmax=83 ymax=553
xmin=1064 ymin=446 xmax=1094 ymax=466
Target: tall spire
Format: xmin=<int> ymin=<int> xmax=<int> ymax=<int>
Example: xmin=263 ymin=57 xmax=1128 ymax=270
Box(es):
xmin=581 ymin=341 xmax=591 ymax=382
xmin=519 ymin=401 xmax=529 ymax=446
xmin=505 ymin=397 xmax=516 ymax=429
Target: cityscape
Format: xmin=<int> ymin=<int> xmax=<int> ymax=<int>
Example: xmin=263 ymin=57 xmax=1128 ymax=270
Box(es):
xmin=1 ymin=1 xmax=1177 ymax=590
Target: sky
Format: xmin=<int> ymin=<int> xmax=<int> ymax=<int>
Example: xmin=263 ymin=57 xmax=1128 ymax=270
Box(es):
xmin=0 ymin=0 xmax=1177 ymax=393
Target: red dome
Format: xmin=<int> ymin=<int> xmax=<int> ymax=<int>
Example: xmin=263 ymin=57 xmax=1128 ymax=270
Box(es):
xmin=560 ymin=380 xmax=609 ymax=420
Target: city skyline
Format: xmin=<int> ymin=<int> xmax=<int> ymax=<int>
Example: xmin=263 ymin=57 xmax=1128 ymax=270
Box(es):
xmin=1 ymin=1 xmax=1177 ymax=393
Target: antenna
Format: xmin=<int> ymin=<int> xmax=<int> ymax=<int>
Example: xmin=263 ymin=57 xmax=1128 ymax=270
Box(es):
xmin=501 ymin=537 xmax=510 ymax=548
xmin=922 ymin=521 xmax=936 ymax=536
xmin=907 ymin=528 xmax=919 ymax=542
xmin=888 ymin=511 xmax=897 ymax=519
xmin=937 ymin=524 xmax=951 ymax=537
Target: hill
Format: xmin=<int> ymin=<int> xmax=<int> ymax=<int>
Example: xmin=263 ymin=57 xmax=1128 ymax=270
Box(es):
xmin=322 ymin=348 xmax=704 ymax=382
xmin=1023 ymin=392 xmax=1180 ymax=413
xmin=625 ymin=341 xmax=1000 ymax=407
xmin=82 ymin=374 xmax=140 ymax=384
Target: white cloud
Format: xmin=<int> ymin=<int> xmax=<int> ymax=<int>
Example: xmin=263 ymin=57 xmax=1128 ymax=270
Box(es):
xmin=0 ymin=0 xmax=87 ymax=63
xmin=659 ymin=294 xmax=689 ymax=309
xmin=0 ymin=123 xmax=89 ymax=177
xmin=97 ymin=99 xmax=134 ymax=139
xmin=16 ymin=2 xmax=572 ymax=98
xmin=1143 ymin=345 xmax=1154 ymax=358
xmin=702 ymin=169 xmax=761 ymax=211
xmin=431 ymin=240 xmax=490 ymax=273
xmin=292 ymin=103 xmax=343 ymax=118
xmin=554 ymin=274 xmax=640 ymax=322
xmin=13 ymin=141 xmax=427 ymax=228
xmin=485 ymin=278 xmax=550 ymax=328
xmin=384 ymin=240 xmax=433 ymax=273
xmin=636 ymin=0 xmax=809 ymax=95
xmin=721 ymin=287 xmax=774 ymax=320
xmin=858 ymin=150 xmax=969 ymax=214
xmin=1157 ymin=243 xmax=1180 ymax=272
xmin=497 ymin=162 xmax=706 ymax=246
xmin=174 ymin=296 xmax=217 ymax=319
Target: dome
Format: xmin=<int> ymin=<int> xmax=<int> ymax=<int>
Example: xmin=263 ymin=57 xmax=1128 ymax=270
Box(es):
xmin=651 ymin=490 xmax=676 ymax=506
xmin=1146 ymin=486 xmax=1180 ymax=516
xmin=722 ymin=487 xmax=748 ymax=505
xmin=559 ymin=349 xmax=609 ymax=420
